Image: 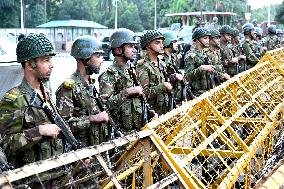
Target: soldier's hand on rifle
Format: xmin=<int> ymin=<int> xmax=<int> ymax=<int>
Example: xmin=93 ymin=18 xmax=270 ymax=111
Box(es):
xmin=164 ymin=82 xmax=173 ymax=91
xmin=239 ymin=55 xmax=246 ymax=61
xmin=89 ymin=111 xmax=109 ymax=123
xmin=174 ymin=73 xmax=184 ymax=81
xmin=126 ymin=86 xmax=144 ymax=96
xmin=231 ymin=57 xmax=239 ymax=64
xmin=223 ymin=73 xmax=231 ymax=80
xmin=39 ymin=124 xmax=61 ymax=138
xmin=200 ymin=65 xmax=216 ymax=72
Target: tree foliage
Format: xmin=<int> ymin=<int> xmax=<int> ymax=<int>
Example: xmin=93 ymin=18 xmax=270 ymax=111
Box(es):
xmin=0 ymin=0 xmax=281 ymax=31
xmin=275 ymin=1 xmax=284 ymax=25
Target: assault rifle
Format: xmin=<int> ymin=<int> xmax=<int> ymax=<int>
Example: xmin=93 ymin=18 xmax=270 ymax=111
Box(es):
xmin=35 ymin=93 xmax=82 ymax=151
xmin=159 ymin=63 xmax=175 ymax=111
xmin=88 ymin=84 xmax=121 ymax=140
xmin=127 ymin=63 xmax=153 ymax=125
xmin=170 ymin=63 xmax=194 ymax=100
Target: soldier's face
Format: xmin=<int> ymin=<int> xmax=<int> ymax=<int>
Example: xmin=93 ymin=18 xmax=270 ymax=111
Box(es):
xmin=223 ymin=33 xmax=231 ymax=42
xmin=123 ymin=44 xmax=137 ymax=60
xmin=34 ymin=55 xmax=54 ymax=79
xmin=210 ymin=37 xmax=220 ymax=47
xmin=148 ymin=39 xmax=164 ymax=53
xmin=172 ymin=40 xmax=178 ymax=51
xmin=198 ymin=36 xmax=209 ymax=47
xmin=88 ymin=53 xmax=103 ymax=73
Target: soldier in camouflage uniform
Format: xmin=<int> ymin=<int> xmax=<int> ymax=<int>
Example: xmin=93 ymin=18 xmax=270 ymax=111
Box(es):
xmin=184 ymin=28 xmax=230 ymax=97
xmin=230 ymin=28 xmax=247 ymax=73
xmin=99 ymin=28 xmax=151 ymax=134
xmin=0 ymin=34 xmax=63 ymax=188
xmin=136 ymin=30 xmax=173 ymax=115
xmin=255 ymin=27 xmax=267 ymax=56
xmin=219 ymin=25 xmax=240 ymax=77
xmin=160 ymin=30 xmax=184 ymax=105
xmin=241 ymin=23 xmax=260 ymax=69
xmin=276 ymin=29 xmax=284 ymax=47
xmin=56 ymin=36 xmax=109 ymax=147
xmin=265 ymin=25 xmax=279 ymax=51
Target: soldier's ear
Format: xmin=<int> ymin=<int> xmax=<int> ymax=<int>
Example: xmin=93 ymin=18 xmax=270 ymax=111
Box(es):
xmin=113 ymin=47 xmax=122 ymax=54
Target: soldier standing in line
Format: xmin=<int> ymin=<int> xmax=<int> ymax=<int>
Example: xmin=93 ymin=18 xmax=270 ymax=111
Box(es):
xmin=241 ymin=23 xmax=260 ymax=69
xmin=276 ymin=29 xmax=284 ymax=47
xmin=255 ymin=27 xmax=267 ymax=56
xmin=265 ymin=25 xmax=279 ymax=51
xmin=159 ymin=30 xmax=185 ymax=105
xmin=136 ymin=30 xmax=173 ymax=115
xmin=230 ymin=28 xmax=247 ymax=73
xmin=56 ymin=36 xmax=109 ymax=148
xmin=219 ymin=25 xmax=239 ymax=77
xmin=183 ymin=28 xmax=229 ymax=97
xmin=0 ymin=34 xmax=64 ymax=188
xmin=99 ymin=28 xmax=155 ymax=135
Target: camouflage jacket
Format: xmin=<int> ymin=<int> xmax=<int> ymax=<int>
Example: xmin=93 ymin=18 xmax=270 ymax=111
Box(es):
xmin=136 ymin=54 xmax=169 ymax=115
xmin=241 ymin=39 xmax=260 ymax=69
xmin=265 ymin=35 xmax=279 ymax=51
xmin=219 ymin=43 xmax=237 ymax=76
xmin=0 ymin=79 xmax=63 ymax=180
xmin=159 ymin=53 xmax=184 ymax=105
xmin=184 ymin=46 xmax=225 ymax=96
xmin=99 ymin=61 xmax=144 ymax=133
xmin=56 ymin=70 xmax=107 ymax=147
xmin=231 ymin=43 xmax=247 ymax=73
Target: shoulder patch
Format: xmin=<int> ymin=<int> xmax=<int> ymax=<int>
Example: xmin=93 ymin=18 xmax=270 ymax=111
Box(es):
xmin=63 ymin=78 xmax=75 ymax=89
xmin=4 ymin=88 xmax=20 ymax=102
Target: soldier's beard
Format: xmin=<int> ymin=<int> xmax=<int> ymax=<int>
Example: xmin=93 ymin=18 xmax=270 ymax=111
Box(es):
xmin=85 ymin=65 xmax=100 ymax=75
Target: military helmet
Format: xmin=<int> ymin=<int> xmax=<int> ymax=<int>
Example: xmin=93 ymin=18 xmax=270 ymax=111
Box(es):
xmin=209 ymin=29 xmax=221 ymax=38
xmin=110 ymin=28 xmax=137 ymax=48
xmin=192 ymin=28 xmax=211 ymax=40
xmin=242 ymin=23 xmax=255 ymax=33
xmin=71 ymin=35 xmax=103 ymax=59
xmin=268 ymin=25 xmax=277 ymax=34
xmin=255 ymin=27 xmax=263 ymax=36
xmin=252 ymin=19 xmax=257 ymax=24
xmin=162 ymin=30 xmax=178 ymax=47
xmin=219 ymin=25 xmax=233 ymax=35
xmin=231 ymin=28 xmax=240 ymax=38
xmin=140 ymin=30 xmax=165 ymax=50
xmin=276 ymin=29 xmax=283 ymax=34
xmin=16 ymin=34 xmax=56 ymax=63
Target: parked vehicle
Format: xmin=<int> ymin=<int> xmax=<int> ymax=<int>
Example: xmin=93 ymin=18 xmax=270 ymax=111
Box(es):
xmin=101 ymin=36 xmax=114 ymax=61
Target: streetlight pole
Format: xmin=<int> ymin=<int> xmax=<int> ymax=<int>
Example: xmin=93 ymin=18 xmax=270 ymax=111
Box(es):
xmin=113 ymin=0 xmax=119 ymax=29
xmin=20 ymin=0 xmax=24 ymax=30
xmin=154 ymin=0 xmax=157 ymax=30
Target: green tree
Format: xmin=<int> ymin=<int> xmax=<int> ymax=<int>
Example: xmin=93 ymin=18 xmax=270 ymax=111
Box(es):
xmin=275 ymin=1 xmax=284 ymax=24
xmin=118 ymin=3 xmax=144 ymax=31
xmin=0 ymin=0 xmax=20 ymax=28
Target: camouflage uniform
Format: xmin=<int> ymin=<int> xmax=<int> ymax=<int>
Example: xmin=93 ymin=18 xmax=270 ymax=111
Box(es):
xmin=265 ymin=25 xmax=279 ymax=51
xmin=136 ymin=54 xmax=169 ymax=115
xmin=0 ymin=79 xmax=63 ymax=181
xmin=184 ymin=46 xmax=225 ymax=97
xmin=56 ymin=71 xmax=107 ymax=147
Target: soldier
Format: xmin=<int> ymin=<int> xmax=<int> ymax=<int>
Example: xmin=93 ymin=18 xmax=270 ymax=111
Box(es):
xmin=210 ymin=16 xmax=219 ymax=30
xmin=241 ymin=23 xmax=260 ymax=69
xmin=99 ymin=28 xmax=154 ymax=134
xmin=255 ymin=27 xmax=267 ymax=55
xmin=252 ymin=19 xmax=258 ymax=27
xmin=184 ymin=28 xmax=230 ymax=97
xmin=276 ymin=29 xmax=284 ymax=47
xmin=136 ymin=30 xmax=173 ymax=115
xmin=0 ymin=34 xmax=63 ymax=188
xmin=231 ymin=28 xmax=247 ymax=73
xmin=160 ymin=30 xmax=185 ymax=105
xmin=56 ymin=36 xmax=109 ymax=147
xmin=265 ymin=25 xmax=278 ymax=51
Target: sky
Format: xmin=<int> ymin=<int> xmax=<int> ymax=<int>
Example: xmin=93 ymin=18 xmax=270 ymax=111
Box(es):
xmin=248 ymin=0 xmax=283 ymax=10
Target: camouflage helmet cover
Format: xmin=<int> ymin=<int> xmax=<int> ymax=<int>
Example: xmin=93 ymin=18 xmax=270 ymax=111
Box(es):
xmin=231 ymin=28 xmax=240 ymax=38
xmin=16 ymin=34 xmax=56 ymax=63
xmin=242 ymin=23 xmax=255 ymax=33
xmin=209 ymin=29 xmax=221 ymax=38
xmin=71 ymin=35 xmax=103 ymax=59
xmin=162 ymin=30 xmax=178 ymax=47
xmin=219 ymin=25 xmax=233 ymax=35
xmin=268 ymin=25 xmax=276 ymax=34
xmin=140 ymin=30 xmax=165 ymax=50
xmin=192 ymin=28 xmax=211 ymax=40
xmin=110 ymin=28 xmax=137 ymax=48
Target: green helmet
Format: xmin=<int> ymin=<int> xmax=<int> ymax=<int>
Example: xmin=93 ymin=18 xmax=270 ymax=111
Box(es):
xmin=162 ymin=30 xmax=178 ymax=47
xmin=16 ymin=34 xmax=56 ymax=63
xmin=231 ymin=28 xmax=240 ymax=38
xmin=110 ymin=28 xmax=137 ymax=48
xmin=242 ymin=23 xmax=255 ymax=33
xmin=192 ymin=28 xmax=211 ymax=40
xmin=219 ymin=25 xmax=233 ymax=35
xmin=209 ymin=29 xmax=221 ymax=38
xmin=255 ymin=27 xmax=263 ymax=36
xmin=140 ymin=30 xmax=165 ymax=50
xmin=71 ymin=35 xmax=103 ymax=59
xmin=268 ymin=25 xmax=276 ymax=34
